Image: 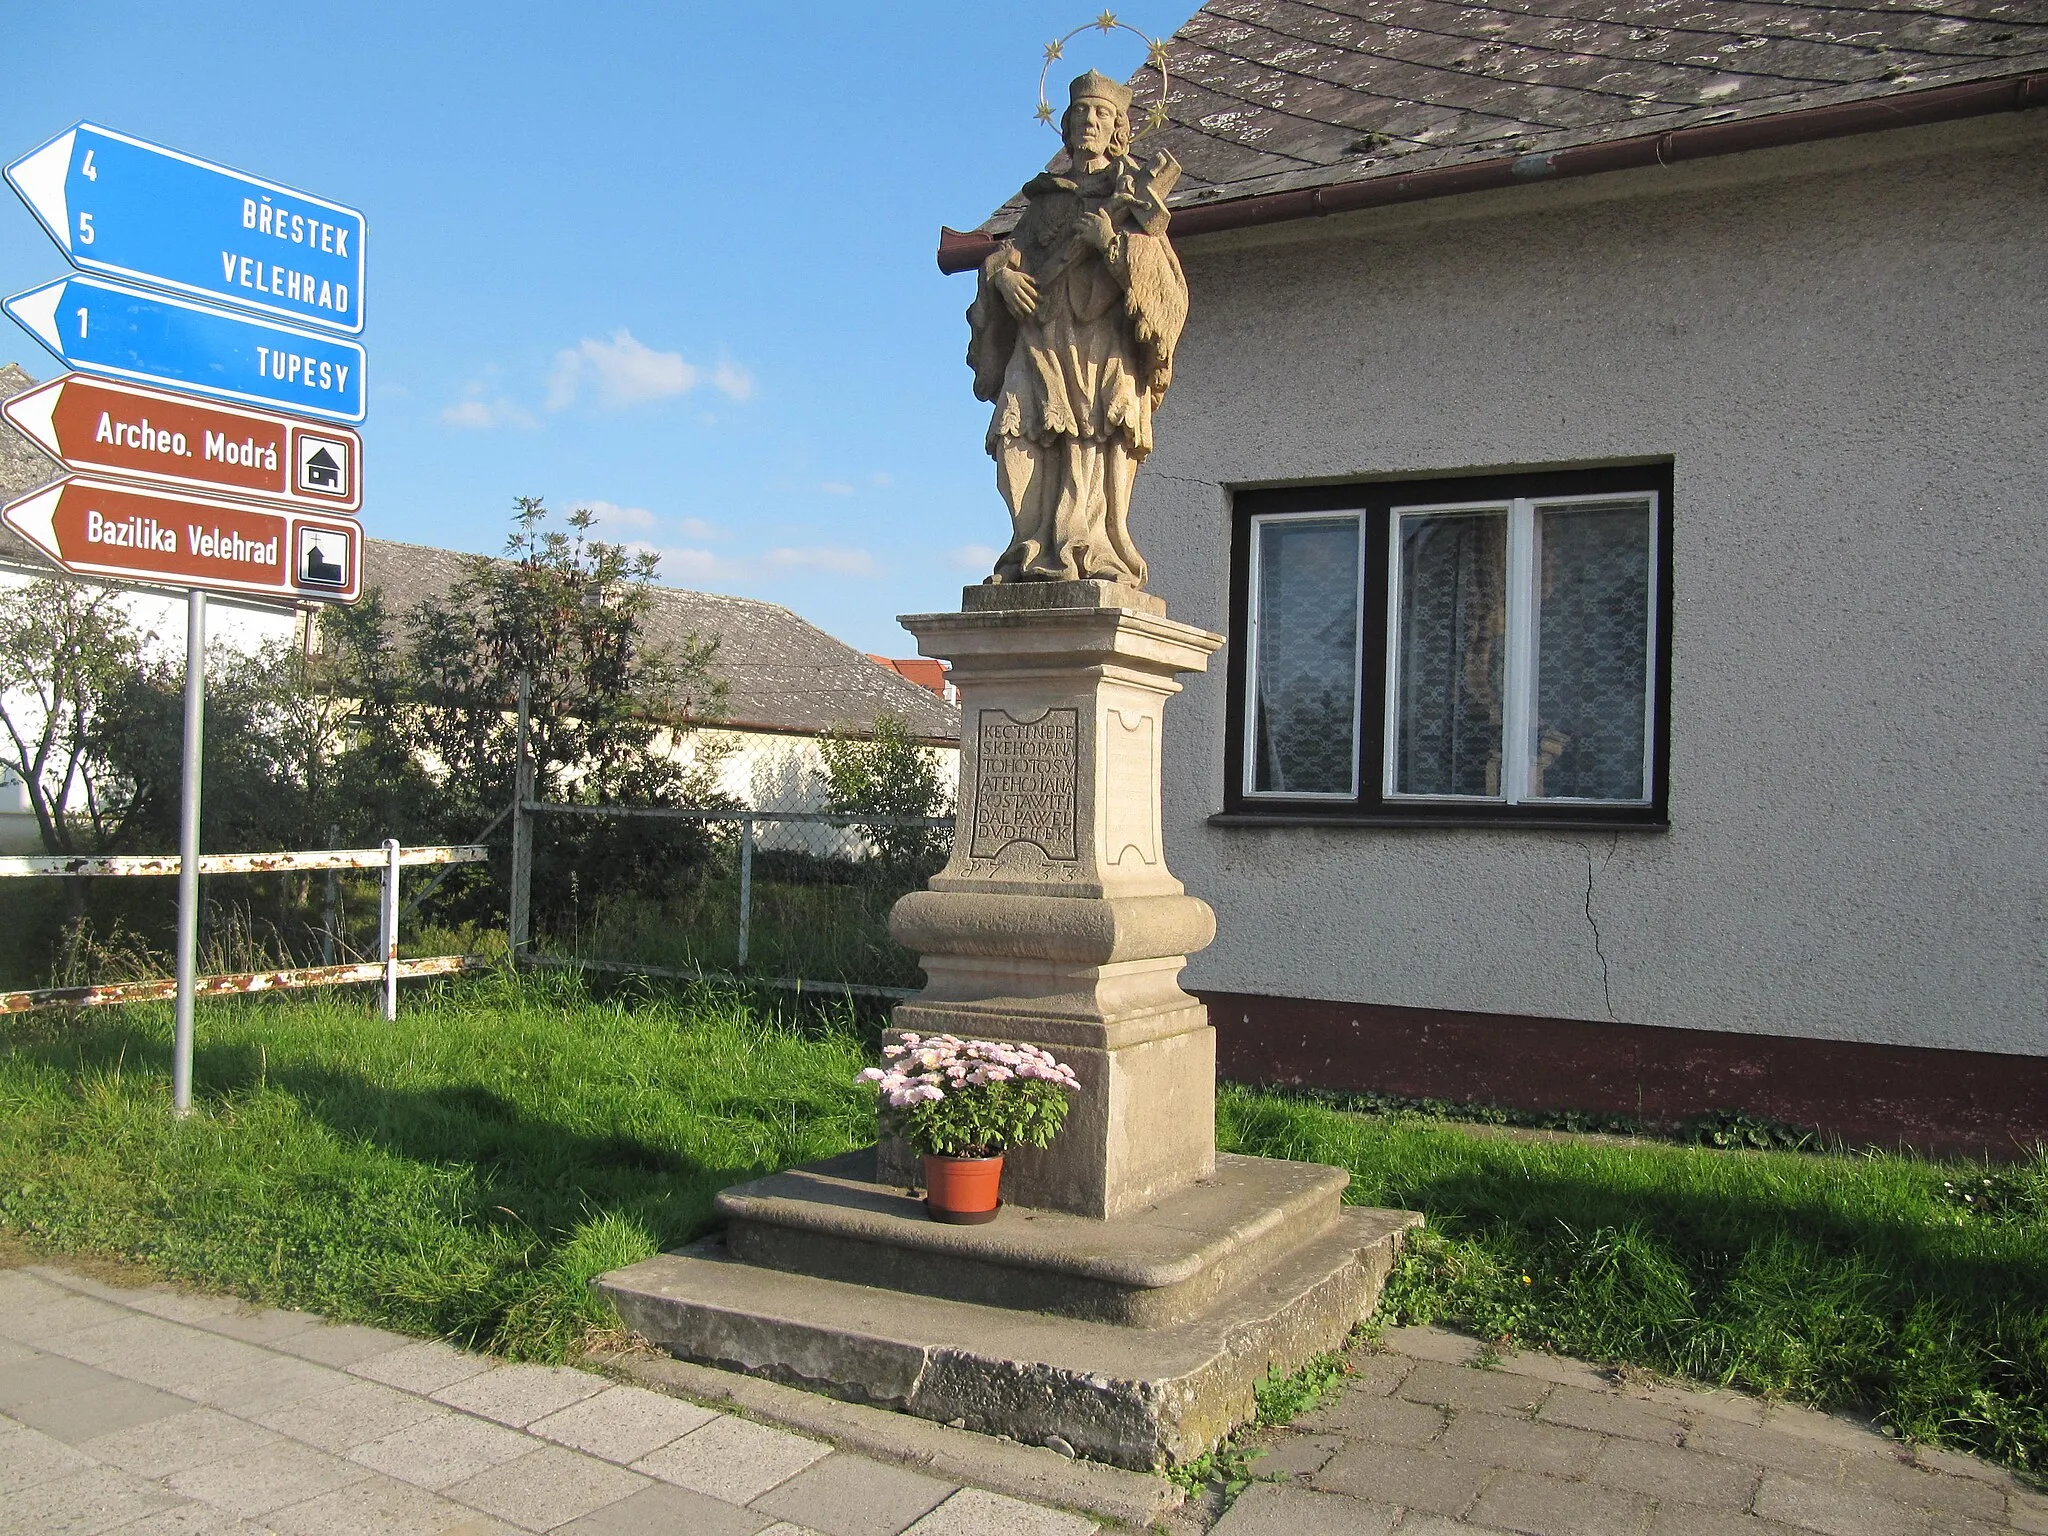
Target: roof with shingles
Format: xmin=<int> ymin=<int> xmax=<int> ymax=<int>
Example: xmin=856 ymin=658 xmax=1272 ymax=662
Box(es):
xmin=974 ymin=0 xmax=2048 ymax=234
xmin=0 ymin=364 xmax=956 ymax=745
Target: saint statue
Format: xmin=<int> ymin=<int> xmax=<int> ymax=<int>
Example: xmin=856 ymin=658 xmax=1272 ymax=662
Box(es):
xmin=968 ymin=69 xmax=1188 ymax=589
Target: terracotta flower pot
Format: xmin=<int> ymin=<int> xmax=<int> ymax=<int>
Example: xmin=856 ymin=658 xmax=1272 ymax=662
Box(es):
xmin=923 ymin=1153 xmax=1003 ymax=1224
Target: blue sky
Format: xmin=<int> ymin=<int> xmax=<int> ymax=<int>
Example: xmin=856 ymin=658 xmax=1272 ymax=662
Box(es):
xmin=2 ymin=2 xmax=1195 ymax=655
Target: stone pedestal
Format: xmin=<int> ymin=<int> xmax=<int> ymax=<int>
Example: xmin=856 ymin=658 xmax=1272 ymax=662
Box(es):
xmin=594 ymin=581 xmax=1422 ymax=1474
xmin=883 ymin=583 xmax=1224 ymax=1217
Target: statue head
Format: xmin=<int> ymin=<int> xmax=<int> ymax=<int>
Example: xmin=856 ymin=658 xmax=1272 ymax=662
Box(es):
xmin=1061 ymin=70 xmax=1133 ymax=163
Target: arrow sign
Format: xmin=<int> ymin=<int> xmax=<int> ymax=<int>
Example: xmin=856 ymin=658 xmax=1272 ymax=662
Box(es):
xmin=5 ymin=123 xmax=364 ymax=334
xmin=2 ymin=475 xmax=360 ymax=603
xmin=5 ymin=275 xmax=365 ymax=424
xmin=2 ymin=375 xmax=361 ymax=512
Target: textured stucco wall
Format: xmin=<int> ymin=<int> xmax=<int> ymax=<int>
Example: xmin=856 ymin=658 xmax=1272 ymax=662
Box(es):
xmin=1138 ymin=113 xmax=2048 ymax=1056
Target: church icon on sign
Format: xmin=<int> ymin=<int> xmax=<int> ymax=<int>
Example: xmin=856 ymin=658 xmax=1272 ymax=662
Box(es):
xmin=294 ymin=433 xmax=351 ymax=499
xmin=296 ymin=526 xmax=352 ymax=590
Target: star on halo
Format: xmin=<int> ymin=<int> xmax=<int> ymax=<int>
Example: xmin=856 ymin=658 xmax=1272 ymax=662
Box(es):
xmin=1095 ymin=11 xmax=1120 ymax=31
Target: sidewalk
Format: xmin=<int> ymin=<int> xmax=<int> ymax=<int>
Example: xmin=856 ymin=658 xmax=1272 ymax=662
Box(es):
xmin=1211 ymin=1325 xmax=2047 ymax=1536
xmin=0 ymin=1261 xmax=1099 ymax=1536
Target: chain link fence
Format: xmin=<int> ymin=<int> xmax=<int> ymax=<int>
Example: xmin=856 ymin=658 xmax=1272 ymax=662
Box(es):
xmin=511 ymin=801 xmax=952 ymax=997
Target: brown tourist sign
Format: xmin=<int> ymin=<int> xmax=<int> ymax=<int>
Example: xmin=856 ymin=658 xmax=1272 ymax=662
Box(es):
xmin=1 ymin=373 xmax=360 ymax=512
xmin=1 ymin=473 xmax=360 ymax=603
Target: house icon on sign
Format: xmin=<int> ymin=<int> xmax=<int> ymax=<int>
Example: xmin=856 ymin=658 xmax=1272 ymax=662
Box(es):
xmin=303 ymin=448 xmax=341 ymax=489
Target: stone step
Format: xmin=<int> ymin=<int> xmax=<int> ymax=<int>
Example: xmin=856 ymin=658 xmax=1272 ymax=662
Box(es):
xmin=716 ymin=1150 xmax=1352 ymax=1325
xmin=596 ymin=1200 xmax=1421 ymax=1471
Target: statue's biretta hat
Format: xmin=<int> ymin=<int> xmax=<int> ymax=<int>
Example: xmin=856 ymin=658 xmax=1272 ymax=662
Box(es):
xmin=1068 ymin=69 xmax=1134 ymax=112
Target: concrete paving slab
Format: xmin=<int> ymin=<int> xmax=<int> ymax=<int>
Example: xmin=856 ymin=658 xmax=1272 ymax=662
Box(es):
xmin=1538 ymin=1382 xmax=1692 ymax=1441
xmin=266 ymin=1468 xmax=525 ymax=1536
xmin=164 ymin=1436 xmax=372 ymax=1517
xmin=42 ymin=1314 xmax=275 ymax=1394
xmin=345 ymin=1409 xmax=535 ymax=1490
xmin=1296 ymin=1389 xmax=1444 ymax=1445
xmin=0 ymin=1462 xmax=187 ymax=1534
xmin=1243 ymin=1428 xmax=1345 ymax=1480
xmin=0 ymin=1352 xmax=121 ymax=1409
xmin=1842 ymin=1453 xmax=2011 ymax=1520
xmin=901 ymin=1487 xmax=1099 ymax=1536
xmin=0 ymin=1419 xmax=98 ymax=1493
xmin=1333 ymin=1349 xmax=1413 ymax=1397
xmin=181 ymin=1306 xmax=326 ymax=1347
xmin=1209 ymin=1481 xmax=1401 ymax=1535
xmin=0 ymin=1338 xmax=38 ymax=1369
xmin=22 ymin=1265 xmax=160 ymax=1305
xmin=750 ymin=1449 xmax=957 ymax=1536
xmin=1587 ymin=1436 xmax=1763 ymax=1511
xmin=115 ymin=1289 xmax=259 ymax=1327
xmin=187 ymin=1353 xmax=350 ymax=1414
xmin=1466 ymin=1468 xmax=1657 ymax=1536
xmin=254 ymin=1377 xmax=448 ymax=1452
xmin=79 ymin=1404 xmax=282 ymax=1478
xmin=1310 ymin=1442 xmax=1489 ymax=1516
xmin=9 ymin=1375 xmax=191 ymax=1443
xmin=0 ymin=1280 xmax=132 ymax=1343
xmin=1378 ymin=1326 xmax=1483 ymax=1365
xmin=1489 ymin=1349 xmax=1617 ymax=1392
xmin=631 ymin=1413 xmax=832 ymax=1504
xmin=527 ymin=1383 xmax=720 ymax=1464
xmin=434 ymin=1360 xmax=610 ymax=1427
xmin=442 ymin=1443 xmax=650 ymax=1531
xmin=1439 ymin=1409 xmax=1605 ymax=1477
xmin=1683 ymin=1416 xmax=1850 ymax=1482
xmin=347 ymin=1337 xmax=499 ymax=1394
xmin=100 ymin=1503 xmax=280 ymax=1535
xmin=1752 ymin=1470 xmax=1937 ymax=1536
xmin=1397 ymin=1358 xmax=1553 ymax=1417
xmin=1641 ymin=1509 xmax=1823 ymax=1536
xmin=268 ymin=1320 xmax=417 ymax=1367
xmin=551 ymin=1480 xmax=778 ymax=1536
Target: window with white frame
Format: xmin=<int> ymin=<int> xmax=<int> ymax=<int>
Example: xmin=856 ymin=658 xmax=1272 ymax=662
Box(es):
xmin=1228 ymin=466 xmax=1670 ymax=826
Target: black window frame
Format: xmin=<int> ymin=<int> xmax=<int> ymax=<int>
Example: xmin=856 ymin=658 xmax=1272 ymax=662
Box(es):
xmin=1219 ymin=462 xmax=1675 ymax=830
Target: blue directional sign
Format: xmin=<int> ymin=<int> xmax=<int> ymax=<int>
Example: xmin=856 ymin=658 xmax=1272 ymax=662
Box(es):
xmin=5 ymin=274 xmax=366 ymax=424
xmin=5 ymin=123 xmax=365 ymax=335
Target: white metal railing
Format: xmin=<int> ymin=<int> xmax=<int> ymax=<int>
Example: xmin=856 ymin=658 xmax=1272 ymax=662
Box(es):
xmin=0 ymin=841 xmax=487 ymax=1021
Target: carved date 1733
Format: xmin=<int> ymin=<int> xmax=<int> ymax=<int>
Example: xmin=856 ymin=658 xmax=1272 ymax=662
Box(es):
xmin=970 ymin=708 xmax=1081 ymax=860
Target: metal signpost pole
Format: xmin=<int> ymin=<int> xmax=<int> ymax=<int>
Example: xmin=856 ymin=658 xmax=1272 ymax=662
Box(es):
xmin=171 ymin=587 xmax=205 ymax=1116
xmin=508 ymin=673 xmax=532 ymax=961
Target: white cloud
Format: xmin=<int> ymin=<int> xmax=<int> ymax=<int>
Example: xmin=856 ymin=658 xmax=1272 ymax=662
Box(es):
xmin=649 ymin=545 xmax=744 ymax=582
xmin=547 ymin=328 xmax=700 ymax=411
xmin=711 ymin=360 xmax=755 ymax=401
xmin=948 ymin=543 xmax=1001 ymax=572
xmin=818 ymin=481 xmax=856 ymax=497
xmin=764 ymin=546 xmax=883 ymax=577
xmin=575 ymin=499 xmax=659 ymax=531
xmin=676 ymin=515 xmax=724 ymax=541
xmin=869 ymin=471 xmax=894 ymax=489
xmin=441 ymin=394 xmax=536 ymax=430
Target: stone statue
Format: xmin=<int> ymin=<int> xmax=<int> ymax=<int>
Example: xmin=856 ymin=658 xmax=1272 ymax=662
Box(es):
xmin=968 ymin=69 xmax=1187 ymax=590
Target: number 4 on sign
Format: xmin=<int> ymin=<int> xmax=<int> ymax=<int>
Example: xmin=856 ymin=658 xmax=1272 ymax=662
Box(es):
xmin=80 ymin=149 xmax=96 ymax=181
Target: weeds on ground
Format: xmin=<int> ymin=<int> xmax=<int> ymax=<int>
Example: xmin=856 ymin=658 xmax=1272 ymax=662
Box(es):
xmin=1221 ymin=1085 xmax=2048 ymax=1475
xmin=1170 ymin=1348 xmax=1353 ymax=1497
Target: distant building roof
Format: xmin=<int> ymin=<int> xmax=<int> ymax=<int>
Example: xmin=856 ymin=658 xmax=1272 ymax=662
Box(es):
xmin=0 ymin=363 xmax=956 ymax=746
xmin=363 ymin=539 xmax=958 ymax=744
xmin=868 ymin=655 xmax=953 ymax=698
xmin=941 ymin=0 xmax=2047 ymax=267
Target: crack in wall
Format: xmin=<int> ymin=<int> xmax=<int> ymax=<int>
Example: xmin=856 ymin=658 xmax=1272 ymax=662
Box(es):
xmin=1585 ymin=832 xmax=1620 ymax=1021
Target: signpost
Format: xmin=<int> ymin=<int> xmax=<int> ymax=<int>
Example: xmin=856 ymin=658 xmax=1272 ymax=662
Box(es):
xmin=5 ymin=123 xmax=364 ymax=333
xmin=3 ymin=375 xmax=360 ymax=511
xmin=4 ymin=275 xmax=366 ymax=423
xmin=4 ymin=122 xmax=368 ymax=1116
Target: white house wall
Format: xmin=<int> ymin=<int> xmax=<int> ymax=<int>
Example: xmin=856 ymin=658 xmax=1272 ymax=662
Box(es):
xmin=1141 ymin=113 xmax=2048 ymax=1058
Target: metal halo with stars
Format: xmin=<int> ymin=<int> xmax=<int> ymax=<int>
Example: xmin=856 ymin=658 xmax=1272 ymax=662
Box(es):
xmin=1036 ymin=12 xmax=1172 ymax=137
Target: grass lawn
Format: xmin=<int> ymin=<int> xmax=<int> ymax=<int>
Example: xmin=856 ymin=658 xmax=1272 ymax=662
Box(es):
xmin=2 ymin=974 xmax=2042 ymax=1475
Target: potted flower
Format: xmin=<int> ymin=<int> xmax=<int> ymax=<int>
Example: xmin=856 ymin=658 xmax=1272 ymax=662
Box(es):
xmin=860 ymin=1033 xmax=1081 ymax=1223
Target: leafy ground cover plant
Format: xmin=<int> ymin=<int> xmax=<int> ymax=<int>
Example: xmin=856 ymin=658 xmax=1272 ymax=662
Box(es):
xmin=863 ymin=1033 xmax=1080 ymax=1158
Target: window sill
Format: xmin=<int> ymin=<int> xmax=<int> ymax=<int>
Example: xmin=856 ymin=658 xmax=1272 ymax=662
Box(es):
xmin=1207 ymin=811 xmax=1669 ymax=832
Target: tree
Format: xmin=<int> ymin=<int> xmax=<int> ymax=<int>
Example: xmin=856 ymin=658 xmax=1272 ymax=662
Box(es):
xmin=0 ymin=574 xmax=152 ymax=855
xmin=816 ymin=713 xmax=954 ymax=870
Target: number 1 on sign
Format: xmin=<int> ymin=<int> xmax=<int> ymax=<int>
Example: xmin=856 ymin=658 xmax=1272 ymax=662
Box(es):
xmin=76 ymin=307 xmax=88 ymax=338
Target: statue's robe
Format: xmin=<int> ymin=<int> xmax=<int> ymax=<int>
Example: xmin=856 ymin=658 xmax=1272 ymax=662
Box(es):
xmin=968 ymin=154 xmax=1188 ymax=587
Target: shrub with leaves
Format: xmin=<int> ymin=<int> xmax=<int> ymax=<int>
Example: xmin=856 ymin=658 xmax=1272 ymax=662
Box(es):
xmin=861 ymin=1033 xmax=1080 ymax=1159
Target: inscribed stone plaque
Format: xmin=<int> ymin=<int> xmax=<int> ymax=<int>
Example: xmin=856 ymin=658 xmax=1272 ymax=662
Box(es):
xmin=971 ymin=707 xmax=1080 ymax=860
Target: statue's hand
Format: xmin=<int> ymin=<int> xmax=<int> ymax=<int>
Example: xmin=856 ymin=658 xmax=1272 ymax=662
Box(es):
xmin=1079 ymin=207 xmax=1117 ymax=254
xmin=994 ymin=264 xmax=1039 ymax=319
